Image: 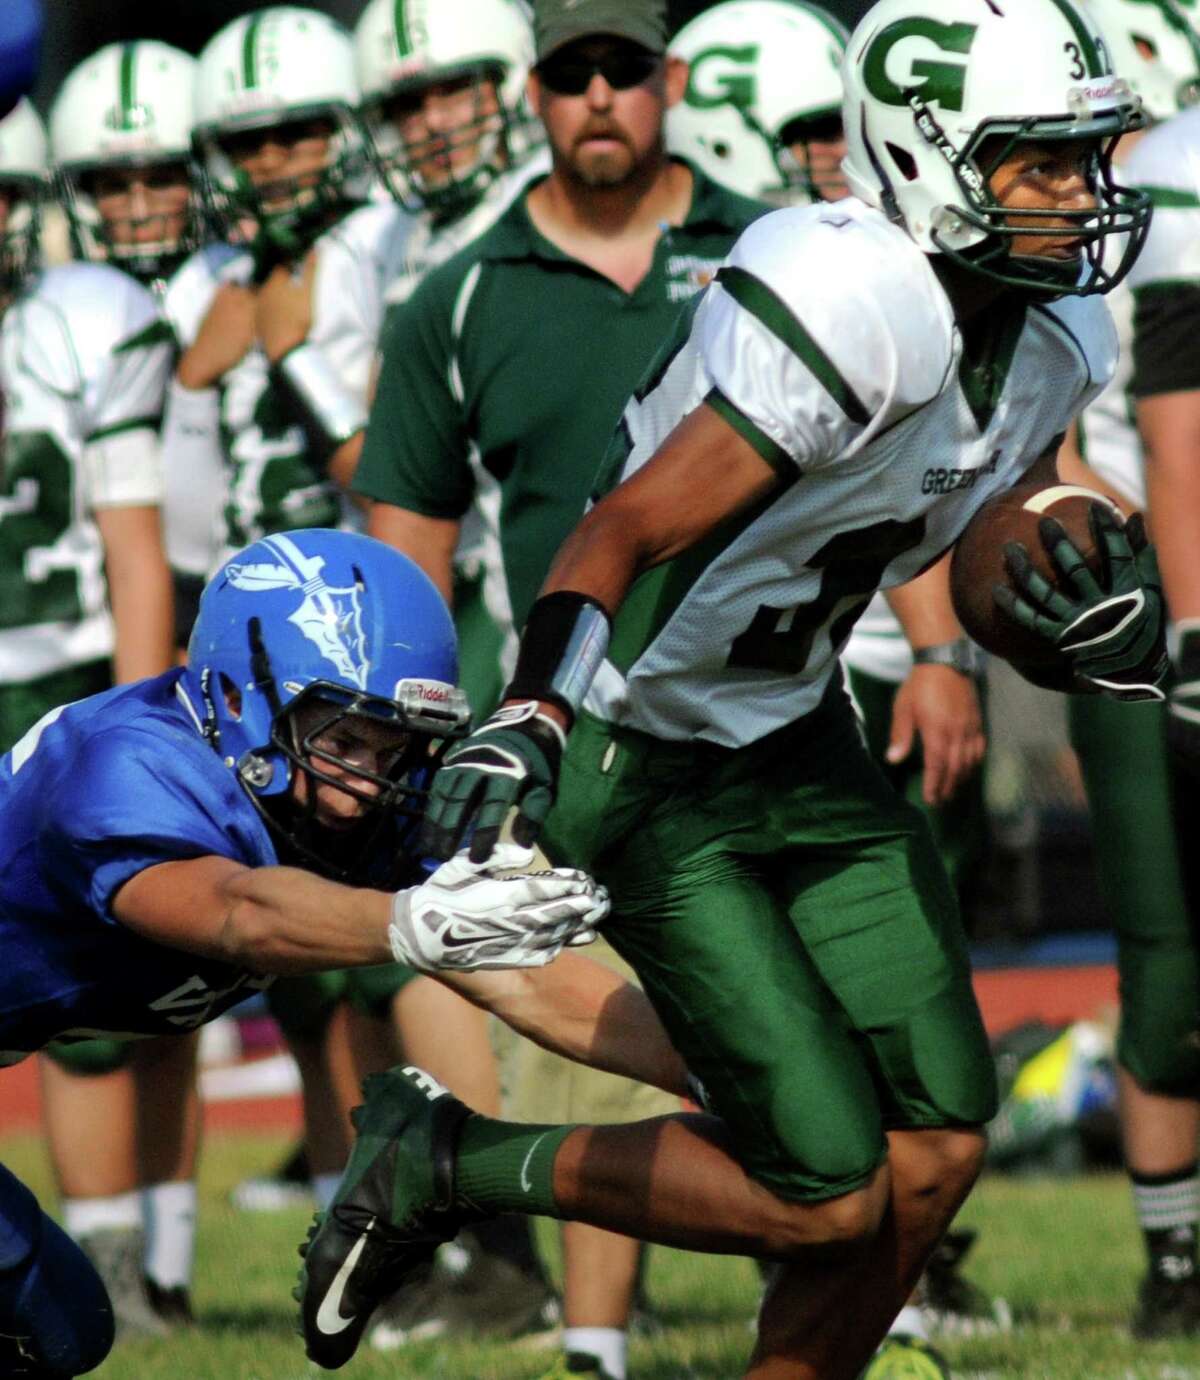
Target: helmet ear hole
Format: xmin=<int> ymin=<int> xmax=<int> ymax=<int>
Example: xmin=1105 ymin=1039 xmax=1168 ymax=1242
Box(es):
xmin=218 ymin=673 xmax=243 ymax=719
xmin=885 ymin=141 xmax=919 ymax=182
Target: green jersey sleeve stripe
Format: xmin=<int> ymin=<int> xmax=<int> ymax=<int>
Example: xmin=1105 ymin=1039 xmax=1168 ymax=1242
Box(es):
xmin=114 ymin=317 xmax=177 ymax=354
xmin=715 ymin=265 xmax=871 ymax=427
xmin=1138 ymin=185 xmax=1200 ymax=209
xmin=87 ymin=414 xmax=162 ymax=442
xmin=705 ymin=387 xmax=799 ymax=480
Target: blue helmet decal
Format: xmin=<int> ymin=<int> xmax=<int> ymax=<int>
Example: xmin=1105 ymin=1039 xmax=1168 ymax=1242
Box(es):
xmin=225 ymin=534 xmax=373 ymax=691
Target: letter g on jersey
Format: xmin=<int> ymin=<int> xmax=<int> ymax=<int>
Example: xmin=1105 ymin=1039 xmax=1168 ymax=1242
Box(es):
xmin=862 ymin=18 xmax=978 ymax=110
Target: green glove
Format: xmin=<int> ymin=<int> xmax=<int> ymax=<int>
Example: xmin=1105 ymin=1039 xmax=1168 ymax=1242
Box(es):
xmin=420 ymin=701 xmax=567 ymax=863
xmin=993 ymin=505 xmax=1169 ymax=702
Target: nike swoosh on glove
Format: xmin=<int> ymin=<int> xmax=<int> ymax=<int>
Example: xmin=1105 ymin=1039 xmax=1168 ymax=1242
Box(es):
xmin=993 ymin=505 xmax=1169 ymax=702
xmin=388 ymin=844 xmax=607 ymax=972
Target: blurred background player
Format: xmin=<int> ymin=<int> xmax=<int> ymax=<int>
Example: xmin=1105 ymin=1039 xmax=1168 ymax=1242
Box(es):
xmin=34 ymin=39 xmax=244 ymax=1339
xmin=1056 ymin=0 xmax=1200 ymax=1335
xmin=355 ymin=1 xmax=767 ymax=1373
xmin=350 ymin=0 xmax=567 ymax=1349
xmin=177 ymin=1 xmax=413 ymax=1241
xmin=0 ymin=83 xmax=176 ymax=1362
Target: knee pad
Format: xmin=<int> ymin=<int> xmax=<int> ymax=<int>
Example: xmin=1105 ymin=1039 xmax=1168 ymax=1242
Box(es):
xmin=42 ymin=1037 xmax=135 ymax=1077
xmin=0 ymin=1166 xmax=114 ymax=1376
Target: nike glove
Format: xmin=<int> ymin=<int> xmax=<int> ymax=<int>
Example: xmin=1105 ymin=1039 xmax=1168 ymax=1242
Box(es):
xmin=421 ymin=700 xmax=566 ymax=863
xmin=994 ymin=505 xmax=1169 ymax=702
xmin=389 ymin=845 xmax=607 ymax=972
xmin=1168 ymin=623 xmax=1200 ymax=774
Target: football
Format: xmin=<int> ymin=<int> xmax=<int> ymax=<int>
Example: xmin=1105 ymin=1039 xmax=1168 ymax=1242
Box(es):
xmin=949 ymin=482 xmax=1125 ymax=669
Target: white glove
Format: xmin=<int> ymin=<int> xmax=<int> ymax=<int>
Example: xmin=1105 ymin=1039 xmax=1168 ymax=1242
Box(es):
xmin=388 ymin=844 xmax=608 ymax=973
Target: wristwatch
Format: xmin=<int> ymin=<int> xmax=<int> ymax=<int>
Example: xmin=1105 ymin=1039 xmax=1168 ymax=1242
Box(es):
xmin=913 ymin=637 xmax=984 ymax=679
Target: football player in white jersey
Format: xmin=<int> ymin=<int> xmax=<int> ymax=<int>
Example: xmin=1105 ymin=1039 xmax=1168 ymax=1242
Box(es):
xmin=177 ymin=0 xmax=396 ymax=1212
xmin=50 ymin=38 xmax=239 ymax=646
xmin=1051 ymin=20 xmax=1200 ymax=1324
xmin=669 ymin=0 xmax=987 ymax=871
xmin=301 ymin=0 xmax=1169 ymax=1374
xmin=38 ymin=39 xmax=242 ymax=1341
xmin=182 ymin=4 xmax=405 ymax=563
xmin=667 ymin=0 xmax=849 ymax=207
xmin=1052 ymin=0 xmax=1200 ymax=1338
xmin=353 ymin=0 xmax=579 ymax=1352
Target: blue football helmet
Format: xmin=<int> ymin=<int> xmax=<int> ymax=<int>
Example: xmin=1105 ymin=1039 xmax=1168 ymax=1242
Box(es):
xmin=185 ymin=529 xmax=470 ymax=884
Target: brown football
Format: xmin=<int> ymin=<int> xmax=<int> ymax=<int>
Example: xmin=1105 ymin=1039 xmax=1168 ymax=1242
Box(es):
xmin=949 ymin=482 xmax=1125 ymax=668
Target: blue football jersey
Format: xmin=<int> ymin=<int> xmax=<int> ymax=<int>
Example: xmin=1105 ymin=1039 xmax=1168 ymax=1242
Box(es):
xmin=0 ymin=670 xmax=279 ymax=1063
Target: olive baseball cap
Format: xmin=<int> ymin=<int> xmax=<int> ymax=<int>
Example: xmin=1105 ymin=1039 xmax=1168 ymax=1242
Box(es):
xmin=534 ymin=0 xmax=669 ymax=60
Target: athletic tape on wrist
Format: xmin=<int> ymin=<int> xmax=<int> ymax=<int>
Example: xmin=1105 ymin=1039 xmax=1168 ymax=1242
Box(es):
xmin=272 ymin=343 xmax=368 ymax=451
xmin=506 ymin=592 xmax=612 ymax=724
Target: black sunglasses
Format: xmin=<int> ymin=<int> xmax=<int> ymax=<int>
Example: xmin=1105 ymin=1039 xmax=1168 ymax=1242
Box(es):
xmin=537 ymin=49 xmax=661 ymax=96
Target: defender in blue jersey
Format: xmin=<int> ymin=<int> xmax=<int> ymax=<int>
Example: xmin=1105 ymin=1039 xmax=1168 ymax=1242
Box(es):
xmin=0 ymin=527 xmax=622 ymax=1376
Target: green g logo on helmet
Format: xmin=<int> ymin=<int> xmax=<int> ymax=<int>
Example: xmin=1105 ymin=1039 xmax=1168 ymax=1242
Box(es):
xmin=684 ymin=44 xmax=760 ymax=110
xmin=862 ymin=17 xmax=977 ymax=111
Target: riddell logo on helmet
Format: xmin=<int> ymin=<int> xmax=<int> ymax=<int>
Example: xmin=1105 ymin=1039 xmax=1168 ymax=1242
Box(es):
xmin=1075 ymin=79 xmax=1122 ymax=101
xmin=395 ymin=678 xmax=453 ymax=703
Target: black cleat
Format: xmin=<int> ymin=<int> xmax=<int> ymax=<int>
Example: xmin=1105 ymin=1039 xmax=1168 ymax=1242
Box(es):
xmin=1132 ymin=1270 xmax=1200 ymax=1339
xmin=295 ymin=1065 xmax=478 ymax=1369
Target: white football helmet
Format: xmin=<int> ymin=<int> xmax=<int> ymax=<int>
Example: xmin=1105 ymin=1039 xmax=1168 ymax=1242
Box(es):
xmin=193 ymin=7 xmax=368 ymax=255
xmin=668 ymin=0 xmax=849 ymax=205
xmin=1082 ymin=0 xmax=1200 ymax=119
xmin=355 ymin=0 xmax=537 ymax=214
xmin=842 ymin=0 xmax=1150 ymax=295
xmin=48 ymin=41 xmax=200 ymax=284
xmin=0 ymin=97 xmax=46 ymax=295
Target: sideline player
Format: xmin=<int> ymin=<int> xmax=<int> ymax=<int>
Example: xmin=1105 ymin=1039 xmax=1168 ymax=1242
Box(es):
xmin=42 ymin=40 xmax=237 ymax=1335
xmin=1072 ymin=49 xmax=1200 ymax=1331
xmin=180 ymin=2 xmax=415 ymax=1219
xmin=301 ymin=0 xmax=1169 ymax=1374
xmin=355 ymin=1 xmax=765 ymax=1370
xmin=0 ymin=526 xmax=660 ymax=1377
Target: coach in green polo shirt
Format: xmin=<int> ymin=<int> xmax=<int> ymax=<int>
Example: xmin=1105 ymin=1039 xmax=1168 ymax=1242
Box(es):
xmin=355 ymin=4 xmax=764 ymax=1377
xmin=358 ymin=0 xmax=765 ymax=714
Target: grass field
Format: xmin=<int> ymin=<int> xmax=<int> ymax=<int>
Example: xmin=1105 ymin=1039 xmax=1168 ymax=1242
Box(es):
xmin=5 ymin=1130 xmax=1200 ymax=1380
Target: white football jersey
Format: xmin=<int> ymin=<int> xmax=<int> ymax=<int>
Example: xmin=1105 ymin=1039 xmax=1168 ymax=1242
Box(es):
xmin=156 ymin=242 xmax=242 ymax=579
xmin=216 ymin=201 xmax=412 ymax=561
xmin=0 ymin=262 xmax=171 ymax=682
xmin=586 ymin=200 xmax=1116 ymax=747
xmin=382 ymin=150 xmax=550 ymax=315
xmin=841 ymin=591 xmax=914 ymax=684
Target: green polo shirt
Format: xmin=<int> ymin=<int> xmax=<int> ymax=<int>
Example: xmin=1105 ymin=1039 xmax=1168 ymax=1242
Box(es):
xmin=356 ymin=161 xmax=766 ymax=707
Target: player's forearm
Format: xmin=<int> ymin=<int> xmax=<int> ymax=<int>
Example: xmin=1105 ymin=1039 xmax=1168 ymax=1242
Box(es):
xmin=884 ymin=552 xmax=963 ymax=649
xmin=443 ymin=952 xmax=688 ymax=1098
xmin=100 ymin=506 xmax=175 ymax=681
xmin=217 ymin=865 xmax=394 ymax=975
xmin=367 ymin=503 xmax=459 ymax=606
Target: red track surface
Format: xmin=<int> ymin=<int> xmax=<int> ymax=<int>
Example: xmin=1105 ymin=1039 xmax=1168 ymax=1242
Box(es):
xmin=0 ymin=965 xmax=1120 ymax=1136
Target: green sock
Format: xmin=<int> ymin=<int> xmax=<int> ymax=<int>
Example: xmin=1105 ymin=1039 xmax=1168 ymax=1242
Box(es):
xmin=454 ymin=1115 xmax=577 ymax=1218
